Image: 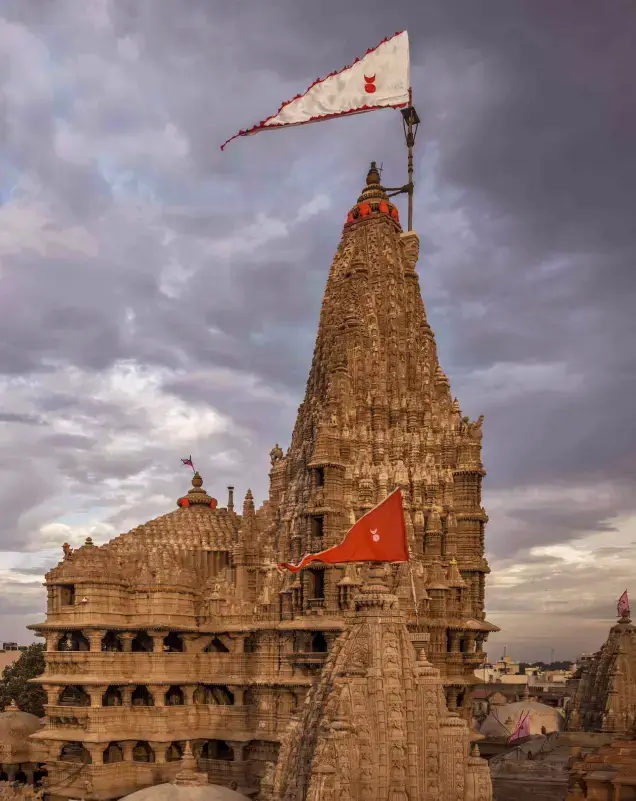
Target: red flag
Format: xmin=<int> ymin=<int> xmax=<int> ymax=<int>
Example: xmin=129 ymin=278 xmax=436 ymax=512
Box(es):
xmin=181 ymin=456 xmax=194 ymax=471
xmin=279 ymin=488 xmax=408 ymax=573
xmin=618 ymin=590 xmax=630 ymax=618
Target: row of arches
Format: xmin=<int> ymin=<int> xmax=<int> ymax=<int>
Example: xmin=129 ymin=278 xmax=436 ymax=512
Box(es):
xmin=58 ymin=684 xmax=234 ymax=707
xmin=57 ymin=630 xmax=231 ymax=653
xmin=59 ymin=739 xmax=235 ymax=764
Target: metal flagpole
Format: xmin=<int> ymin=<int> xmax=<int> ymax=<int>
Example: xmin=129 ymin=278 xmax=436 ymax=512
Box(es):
xmin=384 ymin=87 xmax=420 ymax=232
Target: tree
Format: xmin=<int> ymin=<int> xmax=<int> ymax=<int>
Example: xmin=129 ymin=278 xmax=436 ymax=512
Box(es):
xmin=0 ymin=643 xmax=47 ymax=718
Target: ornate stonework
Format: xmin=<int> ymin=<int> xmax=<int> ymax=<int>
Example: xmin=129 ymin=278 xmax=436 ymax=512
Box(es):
xmin=265 ymin=564 xmax=492 ymax=801
xmin=29 ymin=164 xmax=497 ymax=800
xmin=566 ymin=726 xmax=636 ymax=800
xmin=568 ymin=612 xmax=636 ymax=735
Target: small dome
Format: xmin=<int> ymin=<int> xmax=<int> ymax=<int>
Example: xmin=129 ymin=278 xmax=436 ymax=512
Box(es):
xmin=121 ymin=785 xmax=250 ymax=801
xmin=0 ymin=707 xmax=42 ymax=744
xmin=479 ymin=700 xmax=563 ymax=738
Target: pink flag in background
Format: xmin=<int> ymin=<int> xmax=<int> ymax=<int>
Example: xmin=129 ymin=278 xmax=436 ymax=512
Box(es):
xmin=508 ymin=711 xmax=531 ymax=743
xmin=618 ymin=590 xmax=630 ymax=618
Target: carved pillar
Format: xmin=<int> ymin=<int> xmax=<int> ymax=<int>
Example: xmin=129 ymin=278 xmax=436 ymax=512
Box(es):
xmin=122 ymin=742 xmax=134 ymax=762
xmin=120 ymin=633 xmax=135 ymax=652
xmin=227 ymin=741 xmax=245 ymax=761
xmin=152 ymin=685 xmax=170 ymax=707
xmin=184 ymin=685 xmax=196 ymax=705
xmin=88 ymin=630 xmax=106 ymax=652
xmin=450 ymin=632 xmax=461 ymax=654
xmin=90 ymin=685 xmax=108 ymax=707
xmin=86 ymin=743 xmax=103 ymax=765
xmin=121 ymin=686 xmax=133 ymax=706
xmin=231 ymin=633 xmax=248 ymax=654
xmin=46 ymin=685 xmax=62 ymax=707
xmin=24 ymin=768 xmax=35 ymax=785
xmin=228 ymin=686 xmax=245 ymax=705
xmin=181 ymin=634 xmax=200 ymax=653
xmin=151 ymin=632 xmax=168 ymax=652
xmin=149 ymin=742 xmax=167 ymax=764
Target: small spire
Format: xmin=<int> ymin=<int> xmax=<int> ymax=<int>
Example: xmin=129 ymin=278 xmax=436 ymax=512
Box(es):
xmin=366 ymin=161 xmax=381 ymax=186
xmin=84 ymin=537 xmax=94 ymax=547
xmin=227 ymin=486 xmax=235 ymax=512
xmin=192 ymin=471 xmax=203 ymax=489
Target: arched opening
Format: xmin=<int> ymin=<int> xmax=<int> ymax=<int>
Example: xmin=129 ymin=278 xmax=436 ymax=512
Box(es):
xmin=0 ymin=771 xmax=8 ymax=782
xmin=102 ymin=686 xmax=123 ymax=707
xmin=203 ymin=636 xmax=229 ymax=653
xmin=131 ymin=632 xmax=153 ymax=652
xmin=101 ymin=632 xmax=123 ymax=652
xmin=57 ymin=631 xmax=90 ymax=652
xmin=60 ymin=742 xmax=91 ymax=763
xmin=103 ymin=742 xmax=123 ymax=764
xmin=165 ymin=686 xmax=185 ymax=706
xmin=58 ymin=686 xmax=90 ymax=706
xmin=132 ymin=741 xmax=155 ymax=763
xmin=244 ymin=634 xmax=257 ymax=653
xmin=307 ymin=568 xmax=324 ymax=600
xmin=457 ymin=690 xmax=466 ymax=709
xmin=13 ymin=770 xmax=27 ymax=784
xmin=311 ymin=632 xmax=328 ymax=653
xmin=166 ymin=741 xmax=184 ymax=762
xmin=200 ymin=739 xmax=234 ymax=761
xmin=193 ymin=685 xmax=234 ymax=705
xmin=34 ymin=767 xmax=48 ymax=788
xmin=163 ymin=632 xmax=184 ymax=652
xmin=131 ymin=686 xmax=154 ymax=707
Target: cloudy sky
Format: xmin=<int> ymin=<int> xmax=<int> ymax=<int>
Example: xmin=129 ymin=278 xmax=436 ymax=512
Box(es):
xmin=1 ymin=0 xmax=634 ymax=661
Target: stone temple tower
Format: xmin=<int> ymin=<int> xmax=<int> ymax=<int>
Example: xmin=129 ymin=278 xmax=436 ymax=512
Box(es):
xmin=269 ymin=162 xmax=498 ymax=718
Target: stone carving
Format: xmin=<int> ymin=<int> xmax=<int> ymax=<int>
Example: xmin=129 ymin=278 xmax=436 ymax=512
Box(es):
xmin=29 ymin=163 xmax=496 ymax=800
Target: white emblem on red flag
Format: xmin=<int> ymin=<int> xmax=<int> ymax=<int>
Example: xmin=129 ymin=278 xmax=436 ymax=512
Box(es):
xmin=371 ymin=528 xmax=380 ymax=542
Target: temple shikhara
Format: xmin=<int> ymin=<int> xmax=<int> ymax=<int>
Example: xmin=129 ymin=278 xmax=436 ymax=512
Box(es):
xmin=569 ymin=608 xmax=636 ymax=735
xmin=25 ymin=164 xmax=497 ymax=800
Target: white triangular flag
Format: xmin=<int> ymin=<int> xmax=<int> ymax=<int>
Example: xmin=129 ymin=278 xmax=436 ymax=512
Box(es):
xmin=221 ymin=31 xmax=410 ymax=150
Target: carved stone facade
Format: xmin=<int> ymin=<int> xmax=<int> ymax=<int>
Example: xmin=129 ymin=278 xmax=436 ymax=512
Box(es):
xmin=566 ymin=727 xmax=636 ymax=800
xmin=264 ymin=564 xmax=492 ymax=801
xmin=29 ymin=164 xmax=497 ymax=800
xmin=568 ymin=612 xmax=636 ymax=735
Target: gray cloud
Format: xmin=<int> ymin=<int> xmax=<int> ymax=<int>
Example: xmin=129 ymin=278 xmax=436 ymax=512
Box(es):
xmin=0 ymin=0 xmax=634 ymax=656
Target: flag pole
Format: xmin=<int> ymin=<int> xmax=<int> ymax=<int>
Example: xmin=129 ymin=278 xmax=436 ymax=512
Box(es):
xmin=385 ymin=88 xmax=420 ymax=231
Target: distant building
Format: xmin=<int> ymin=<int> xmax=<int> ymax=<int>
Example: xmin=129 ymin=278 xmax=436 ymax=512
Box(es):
xmin=0 ymin=642 xmax=28 ymax=673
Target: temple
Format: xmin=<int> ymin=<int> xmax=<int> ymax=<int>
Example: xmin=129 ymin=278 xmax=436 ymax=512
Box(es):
xmin=27 ymin=164 xmax=497 ymax=800
xmin=568 ymin=609 xmax=636 ymax=735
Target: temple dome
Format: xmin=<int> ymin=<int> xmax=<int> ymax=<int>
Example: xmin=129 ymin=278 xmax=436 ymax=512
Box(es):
xmin=479 ymin=700 xmax=564 ymax=738
xmin=0 ymin=705 xmax=43 ymax=761
xmin=121 ymin=785 xmax=250 ymax=801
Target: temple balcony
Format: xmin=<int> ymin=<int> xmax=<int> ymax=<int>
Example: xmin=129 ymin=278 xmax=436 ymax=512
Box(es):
xmin=40 ymin=651 xmax=268 ymax=683
xmin=38 ymin=707 xmax=292 ymax=741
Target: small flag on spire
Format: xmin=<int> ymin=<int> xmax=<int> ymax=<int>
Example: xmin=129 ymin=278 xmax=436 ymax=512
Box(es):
xmin=220 ymin=31 xmax=410 ymax=150
xmin=279 ymin=488 xmax=408 ymax=572
xmin=618 ymin=590 xmax=630 ymax=618
xmin=181 ymin=456 xmax=195 ymax=472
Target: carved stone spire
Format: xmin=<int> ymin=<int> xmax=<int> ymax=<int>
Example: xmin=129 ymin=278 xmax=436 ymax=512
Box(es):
xmin=269 ymin=162 xmax=497 ymax=707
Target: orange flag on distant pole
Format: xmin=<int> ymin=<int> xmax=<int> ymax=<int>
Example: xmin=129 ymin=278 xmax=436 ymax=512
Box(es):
xmin=279 ymin=488 xmax=409 ymax=573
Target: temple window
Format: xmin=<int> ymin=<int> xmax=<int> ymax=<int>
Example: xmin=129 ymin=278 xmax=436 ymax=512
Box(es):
xmin=102 ymin=686 xmax=123 ymax=707
xmin=103 ymin=743 xmax=123 ymax=764
xmin=310 ymin=515 xmax=324 ymax=538
xmin=58 ymin=686 xmax=90 ymax=707
xmin=131 ymin=632 xmax=153 ymax=653
xmin=311 ymin=633 xmax=328 ymax=653
xmin=210 ymin=686 xmax=234 ymax=705
xmin=13 ymin=771 xmax=27 ymax=784
xmin=315 ymin=468 xmax=325 ymax=488
xmin=163 ymin=632 xmax=184 ymax=653
xmin=308 ymin=568 xmax=325 ymax=600
xmin=198 ymin=739 xmax=234 ymax=761
xmin=101 ymin=632 xmax=123 ymax=652
xmin=203 ymin=636 xmax=230 ymax=653
xmin=165 ymin=686 xmax=185 ymax=706
xmin=243 ymin=634 xmax=257 ymax=654
xmin=59 ymin=742 xmax=91 ymax=763
xmin=131 ymin=686 xmax=154 ymax=707
xmin=57 ymin=631 xmax=90 ymax=652
xmin=60 ymin=585 xmax=76 ymax=606
xmin=132 ymin=741 xmax=155 ymax=763
xmin=166 ymin=742 xmax=184 ymax=762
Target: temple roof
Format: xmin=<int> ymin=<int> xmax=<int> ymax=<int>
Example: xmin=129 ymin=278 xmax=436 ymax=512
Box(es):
xmin=45 ymin=473 xmax=241 ymax=588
